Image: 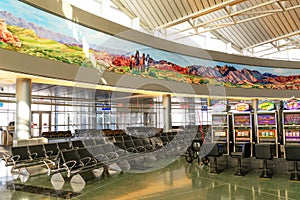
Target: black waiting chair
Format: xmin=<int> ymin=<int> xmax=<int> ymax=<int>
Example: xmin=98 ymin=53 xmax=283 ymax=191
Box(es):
xmin=28 ymin=144 xmax=46 ymax=160
xmin=60 ymin=149 xmax=95 ymax=178
xmin=71 ymin=140 xmax=85 ymax=149
xmin=255 ymin=143 xmax=274 ymax=178
xmin=230 ymin=143 xmax=251 ymax=176
xmin=43 ymin=143 xmax=59 ymax=160
xmin=57 ymin=141 xmax=72 ymax=151
xmin=83 ymin=139 xmax=96 ymax=148
xmin=285 ymin=145 xmax=300 ymax=181
xmin=205 ymin=143 xmax=224 ymax=174
xmin=3 ymin=146 xmax=31 ymax=168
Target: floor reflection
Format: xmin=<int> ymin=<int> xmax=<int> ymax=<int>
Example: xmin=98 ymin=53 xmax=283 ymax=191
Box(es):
xmin=0 ymin=157 xmax=299 ymax=199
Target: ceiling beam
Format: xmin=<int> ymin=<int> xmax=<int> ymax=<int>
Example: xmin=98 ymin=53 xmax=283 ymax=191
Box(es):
xmin=173 ymin=12 xmax=274 ymax=40
xmin=243 ymin=30 xmax=300 ymax=50
xmin=253 ymin=39 xmax=300 ymax=55
xmin=166 ymin=0 xmax=280 ymax=37
xmin=258 ymin=46 xmax=299 ymax=58
xmin=153 ymin=0 xmax=246 ymax=30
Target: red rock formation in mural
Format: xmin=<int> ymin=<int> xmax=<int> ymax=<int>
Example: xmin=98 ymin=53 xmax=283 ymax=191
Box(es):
xmin=0 ymin=18 xmax=21 ymax=47
xmin=112 ymin=56 xmax=130 ymax=67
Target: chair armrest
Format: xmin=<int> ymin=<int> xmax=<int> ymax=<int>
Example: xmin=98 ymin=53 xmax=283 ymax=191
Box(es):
xmin=43 ymin=158 xmax=57 ymax=176
xmin=63 ymin=160 xmax=77 ymax=170
xmin=126 ymin=147 xmax=138 ymax=153
xmin=106 ymin=152 xmax=119 ymax=160
xmin=135 ymin=146 xmax=147 ymax=152
xmin=43 ymin=158 xmax=56 ymax=166
xmin=45 ymin=151 xmax=53 ymax=157
xmin=11 ymin=155 xmax=20 ymax=162
xmin=30 ymin=153 xmax=38 ymax=159
xmin=115 ymin=149 xmax=128 ymax=156
xmin=96 ymin=154 xmax=108 ymax=162
xmin=63 ymin=160 xmax=82 ymax=178
xmin=3 ymin=155 xmax=16 ymax=166
xmin=80 ymin=157 xmax=92 ymax=165
xmin=144 ymin=144 xmax=155 ymax=151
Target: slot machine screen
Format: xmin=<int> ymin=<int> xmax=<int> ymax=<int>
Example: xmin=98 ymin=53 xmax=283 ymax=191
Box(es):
xmin=235 ymin=130 xmax=251 ymax=142
xmin=234 ymin=115 xmax=250 ymax=126
xmin=259 ymin=129 xmax=276 ymax=137
xmin=257 ymin=114 xmax=276 ymax=125
xmin=212 ymin=115 xmax=227 ymax=126
xmin=285 ymin=129 xmax=300 ymax=143
xmin=214 ymin=130 xmax=227 ymax=137
xmin=284 ymin=113 xmax=300 ymax=125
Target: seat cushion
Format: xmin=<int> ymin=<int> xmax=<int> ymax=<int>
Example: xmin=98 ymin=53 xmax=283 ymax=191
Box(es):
xmin=231 ymin=152 xmax=243 ymax=158
xmin=285 ymin=145 xmax=300 ymax=161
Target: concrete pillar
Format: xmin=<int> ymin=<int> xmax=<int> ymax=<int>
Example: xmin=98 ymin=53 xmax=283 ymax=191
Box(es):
xmin=163 ymin=95 xmax=171 ymax=132
xmin=15 ymin=78 xmax=32 ymax=144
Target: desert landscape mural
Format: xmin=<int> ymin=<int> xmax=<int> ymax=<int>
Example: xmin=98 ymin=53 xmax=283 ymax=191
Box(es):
xmin=1 ymin=0 xmax=300 ymax=90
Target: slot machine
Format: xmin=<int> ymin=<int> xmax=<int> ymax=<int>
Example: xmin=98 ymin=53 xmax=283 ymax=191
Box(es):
xmin=256 ymin=100 xmax=279 ymax=157
xmin=211 ymin=102 xmax=230 ymax=155
xmin=231 ymin=102 xmax=253 ymax=155
xmin=282 ymin=98 xmax=300 ymax=147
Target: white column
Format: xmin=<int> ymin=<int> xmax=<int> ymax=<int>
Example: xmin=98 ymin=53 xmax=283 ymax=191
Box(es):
xmin=204 ymin=31 xmax=211 ymax=49
xmin=226 ymin=42 xmax=232 ymax=54
xmin=15 ymin=78 xmax=32 ymax=145
xmin=163 ymin=95 xmax=171 ymax=132
xmin=131 ymin=17 xmax=140 ymax=30
xmin=101 ymin=0 xmax=111 ymax=18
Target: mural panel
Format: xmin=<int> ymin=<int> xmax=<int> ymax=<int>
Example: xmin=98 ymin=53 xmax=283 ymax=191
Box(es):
xmin=1 ymin=0 xmax=300 ymax=90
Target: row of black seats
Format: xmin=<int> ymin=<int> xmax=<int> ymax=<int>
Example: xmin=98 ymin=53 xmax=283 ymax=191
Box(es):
xmin=74 ymin=129 xmax=127 ymax=138
xmin=3 ymin=140 xmax=107 ymax=183
xmin=206 ymin=142 xmax=300 ymax=181
xmin=41 ymin=130 xmax=72 ymax=138
xmin=3 ymin=141 xmax=84 ymax=170
xmin=47 ymin=147 xmax=104 ymax=179
xmin=4 ymin=131 xmax=192 ymax=179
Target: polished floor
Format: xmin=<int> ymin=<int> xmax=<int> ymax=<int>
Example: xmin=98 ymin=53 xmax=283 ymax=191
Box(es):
xmin=1 ymin=151 xmax=300 ymax=200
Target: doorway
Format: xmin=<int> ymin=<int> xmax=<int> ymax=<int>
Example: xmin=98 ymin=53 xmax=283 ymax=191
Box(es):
xmin=32 ymin=111 xmax=51 ymax=137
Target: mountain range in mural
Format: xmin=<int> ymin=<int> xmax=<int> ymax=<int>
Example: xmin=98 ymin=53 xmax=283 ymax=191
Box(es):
xmin=0 ymin=10 xmax=127 ymax=55
xmin=0 ymin=9 xmax=300 ymax=90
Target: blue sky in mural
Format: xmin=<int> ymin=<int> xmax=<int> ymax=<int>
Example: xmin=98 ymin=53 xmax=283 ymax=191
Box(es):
xmin=1 ymin=0 xmax=299 ymax=76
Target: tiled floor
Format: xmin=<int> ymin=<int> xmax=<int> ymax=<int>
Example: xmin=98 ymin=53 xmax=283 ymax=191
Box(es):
xmin=0 ymin=152 xmax=300 ymax=200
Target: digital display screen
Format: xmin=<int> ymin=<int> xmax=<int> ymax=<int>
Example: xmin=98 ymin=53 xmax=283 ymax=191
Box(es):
xmin=257 ymin=114 xmax=276 ymax=125
xmin=212 ymin=115 xmax=227 ymax=125
xmin=213 ymin=130 xmax=227 ymax=137
xmin=235 ymin=130 xmax=250 ymax=137
xmin=285 ymin=130 xmax=300 ymax=137
xmin=284 ymin=113 xmax=300 ymax=125
xmin=259 ymin=130 xmax=276 ymax=137
xmin=234 ymin=115 xmax=251 ymax=126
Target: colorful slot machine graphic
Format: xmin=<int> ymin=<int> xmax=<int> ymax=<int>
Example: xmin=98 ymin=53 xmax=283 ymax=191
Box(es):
xmin=211 ymin=102 xmax=230 ymax=155
xmin=283 ymin=98 xmax=300 ymax=145
xmin=256 ymin=100 xmax=278 ymax=157
xmin=231 ymin=102 xmax=253 ymax=155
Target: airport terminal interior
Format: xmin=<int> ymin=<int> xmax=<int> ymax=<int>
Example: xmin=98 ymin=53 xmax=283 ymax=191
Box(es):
xmin=0 ymin=0 xmax=300 ymax=199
